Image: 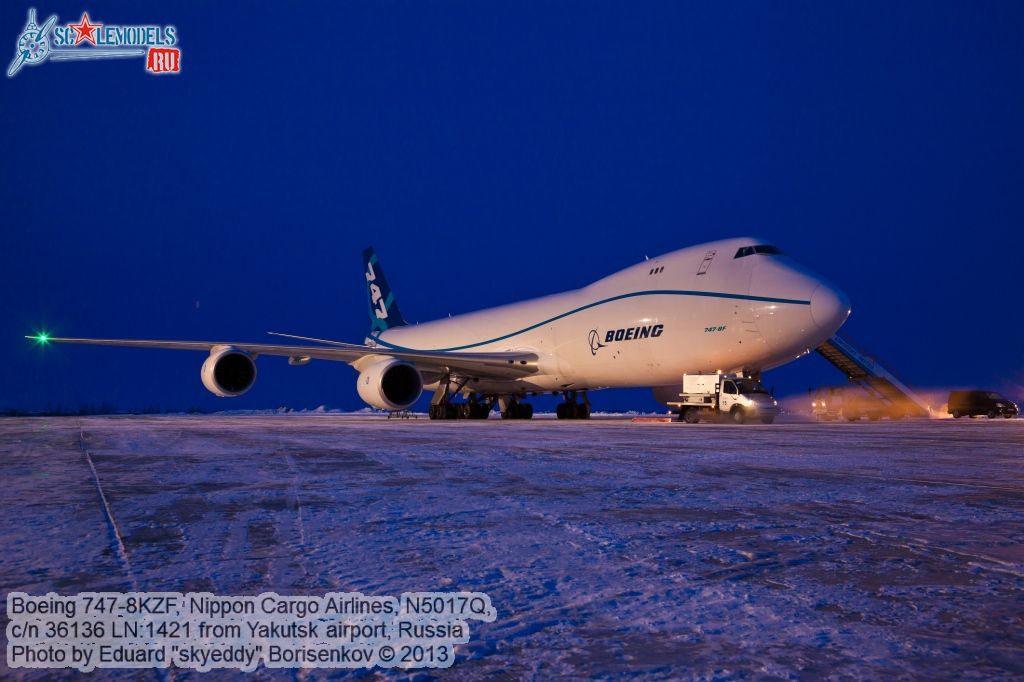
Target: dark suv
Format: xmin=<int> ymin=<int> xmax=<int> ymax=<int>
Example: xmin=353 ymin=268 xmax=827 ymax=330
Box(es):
xmin=948 ymin=390 xmax=1019 ymax=419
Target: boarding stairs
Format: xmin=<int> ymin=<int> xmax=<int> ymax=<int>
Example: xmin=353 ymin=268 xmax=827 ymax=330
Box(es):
xmin=816 ymin=335 xmax=931 ymax=417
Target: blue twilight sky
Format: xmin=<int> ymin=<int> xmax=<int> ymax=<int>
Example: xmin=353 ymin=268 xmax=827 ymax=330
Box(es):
xmin=2 ymin=1 xmax=1022 ymax=413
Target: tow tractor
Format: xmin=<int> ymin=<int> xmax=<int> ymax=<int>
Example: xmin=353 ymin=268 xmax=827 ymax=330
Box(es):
xmin=663 ymin=374 xmax=779 ymax=424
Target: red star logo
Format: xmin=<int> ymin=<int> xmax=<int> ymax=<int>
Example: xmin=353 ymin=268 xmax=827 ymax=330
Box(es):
xmin=68 ymin=12 xmax=102 ymax=45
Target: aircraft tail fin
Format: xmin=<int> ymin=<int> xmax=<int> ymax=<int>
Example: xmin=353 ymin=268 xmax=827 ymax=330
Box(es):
xmin=363 ymin=247 xmax=408 ymax=334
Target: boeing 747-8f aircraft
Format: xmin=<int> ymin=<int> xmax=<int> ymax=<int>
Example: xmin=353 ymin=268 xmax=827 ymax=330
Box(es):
xmin=30 ymin=237 xmax=850 ymax=420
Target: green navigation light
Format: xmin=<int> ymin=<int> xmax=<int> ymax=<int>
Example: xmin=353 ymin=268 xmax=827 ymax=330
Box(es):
xmin=29 ymin=331 xmax=50 ymax=346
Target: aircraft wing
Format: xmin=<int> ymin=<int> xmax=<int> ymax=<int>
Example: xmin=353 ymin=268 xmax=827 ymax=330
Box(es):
xmin=30 ymin=336 xmax=539 ymax=379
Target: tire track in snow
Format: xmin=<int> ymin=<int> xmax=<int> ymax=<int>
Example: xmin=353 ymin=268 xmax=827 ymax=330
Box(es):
xmin=78 ymin=428 xmax=132 ymax=575
xmin=284 ymin=451 xmax=309 ymax=560
xmin=78 ymin=425 xmax=173 ymax=682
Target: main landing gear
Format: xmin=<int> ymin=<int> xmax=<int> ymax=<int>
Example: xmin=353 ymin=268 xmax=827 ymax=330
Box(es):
xmin=428 ymin=399 xmax=492 ymax=420
xmin=428 ymin=394 xmax=536 ymax=420
xmin=428 ymin=374 xmax=533 ymax=420
xmin=499 ymin=396 xmax=534 ymax=420
xmin=555 ymin=390 xmax=590 ymax=420
xmin=428 ymin=374 xmax=494 ymax=420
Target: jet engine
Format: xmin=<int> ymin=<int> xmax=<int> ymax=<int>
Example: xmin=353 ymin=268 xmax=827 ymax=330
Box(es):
xmin=356 ymin=357 xmax=422 ymax=410
xmin=201 ymin=347 xmax=257 ymax=397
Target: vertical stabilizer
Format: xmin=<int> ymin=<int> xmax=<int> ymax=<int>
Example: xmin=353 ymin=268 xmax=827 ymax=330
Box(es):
xmin=363 ymin=247 xmax=408 ymax=334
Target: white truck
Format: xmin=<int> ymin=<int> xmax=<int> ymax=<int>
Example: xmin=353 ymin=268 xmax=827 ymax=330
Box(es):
xmin=664 ymin=374 xmax=779 ymax=424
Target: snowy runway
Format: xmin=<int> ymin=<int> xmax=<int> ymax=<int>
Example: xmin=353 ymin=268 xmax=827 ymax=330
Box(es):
xmin=1 ymin=415 xmax=1022 ymax=679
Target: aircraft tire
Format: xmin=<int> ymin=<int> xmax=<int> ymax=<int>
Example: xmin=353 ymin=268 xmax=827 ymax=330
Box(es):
xmin=429 ymin=404 xmax=458 ymax=420
xmin=575 ymin=404 xmax=589 ymax=419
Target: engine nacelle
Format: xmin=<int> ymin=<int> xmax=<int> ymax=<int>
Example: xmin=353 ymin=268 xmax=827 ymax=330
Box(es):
xmin=356 ymin=358 xmax=423 ymax=411
xmin=201 ymin=347 xmax=257 ymax=397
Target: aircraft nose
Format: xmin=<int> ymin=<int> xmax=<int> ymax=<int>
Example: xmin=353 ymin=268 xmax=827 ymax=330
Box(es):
xmin=809 ymin=283 xmax=851 ymax=332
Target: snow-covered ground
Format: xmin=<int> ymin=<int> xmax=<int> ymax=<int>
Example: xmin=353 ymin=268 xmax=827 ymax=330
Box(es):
xmin=1 ymin=415 xmax=1022 ymax=680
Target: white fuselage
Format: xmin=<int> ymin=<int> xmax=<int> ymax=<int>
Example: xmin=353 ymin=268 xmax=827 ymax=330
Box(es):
xmin=372 ymin=238 xmax=850 ymax=395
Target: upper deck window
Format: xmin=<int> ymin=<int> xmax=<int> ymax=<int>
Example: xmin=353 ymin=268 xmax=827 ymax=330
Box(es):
xmin=734 ymin=245 xmax=783 ymax=259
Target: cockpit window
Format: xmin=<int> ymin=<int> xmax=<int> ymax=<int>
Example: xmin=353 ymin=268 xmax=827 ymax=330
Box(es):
xmin=734 ymin=245 xmax=784 ymax=259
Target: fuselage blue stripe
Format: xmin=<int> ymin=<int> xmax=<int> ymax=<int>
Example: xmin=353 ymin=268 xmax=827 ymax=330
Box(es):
xmin=372 ymin=289 xmax=811 ymax=353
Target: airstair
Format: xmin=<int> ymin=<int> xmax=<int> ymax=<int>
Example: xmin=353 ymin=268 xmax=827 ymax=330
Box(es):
xmin=816 ymin=335 xmax=931 ymax=417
